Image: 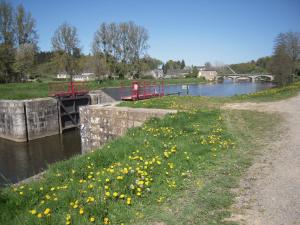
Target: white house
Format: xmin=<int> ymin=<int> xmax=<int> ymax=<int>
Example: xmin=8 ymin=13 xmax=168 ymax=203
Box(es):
xmin=56 ymin=73 xmax=70 ymax=79
xmin=144 ymin=69 xmax=164 ymax=79
xmin=73 ymin=73 xmax=96 ymax=82
xmin=198 ymin=70 xmax=218 ymax=81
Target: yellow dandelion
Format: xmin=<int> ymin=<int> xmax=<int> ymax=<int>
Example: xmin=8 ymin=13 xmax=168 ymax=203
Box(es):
xmin=29 ymin=209 xmax=37 ymax=215
xmin=43 ymin=208 xmax=51 ymax=215
xmin=104 ymin=217 xmax=110 ymax=224
xmin=79 ymin=208 xmax=84 ymax=215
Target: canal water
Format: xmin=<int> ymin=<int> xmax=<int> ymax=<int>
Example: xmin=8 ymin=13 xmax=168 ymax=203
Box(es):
xmin=0 ymin=80 xmax=274 ymax=186
xmin=103 ymin=79 xmax=275 ymax=100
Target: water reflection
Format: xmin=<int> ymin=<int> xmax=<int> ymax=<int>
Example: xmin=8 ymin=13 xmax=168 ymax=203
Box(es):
xmin=103 ymin=80 xmax=275 ymax=100
xmin=0 ymin=130 xmax=81 ymax=186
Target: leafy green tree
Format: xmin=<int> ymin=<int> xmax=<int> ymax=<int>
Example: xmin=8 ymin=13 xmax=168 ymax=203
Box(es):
xmin=0 ymin=43 xmax=14 ymax=82
xmin=13 ymin=43 xmax=36 ymax=80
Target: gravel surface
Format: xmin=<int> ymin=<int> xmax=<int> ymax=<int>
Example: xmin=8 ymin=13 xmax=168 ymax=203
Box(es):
xmin=223 ymin=95 xmax=300 ymax=225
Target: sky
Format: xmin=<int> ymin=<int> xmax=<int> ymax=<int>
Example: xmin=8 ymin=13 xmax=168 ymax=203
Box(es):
xmin=10 ymin=0 xmax=300 ymax=65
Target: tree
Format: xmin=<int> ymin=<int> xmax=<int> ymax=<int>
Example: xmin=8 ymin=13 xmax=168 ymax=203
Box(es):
xmin=204 ymin=62 xmax=213 ymax=70
xmin=275 ymin=32 xmax=300 ymax=75
xmin=0 ymin=0 xmax=14 ymax=45
xmin=0 ymin=1 xmax=15 ymax=82
xmin=269 ymin=32 xmax=300 ymax=85
xmin=0 ymin=43 xmax=14 ymax=82
xmin=52 ymin=23 xmax=80 ymax=77
xmin=92 ymin=21 xmax=149 ymax=78
xmin=180 ymin=60 xmax=185 ymax=69
xmin=270 ymin=44 xmax=293 ymax=85
xmin=14 ymin=43 xmax=36 ymax=80
xmin=15 ymin=4 xmax=38 ymax=46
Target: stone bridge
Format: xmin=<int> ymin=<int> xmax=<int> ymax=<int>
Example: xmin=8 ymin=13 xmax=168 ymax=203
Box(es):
xmin=217 ymin=74 xmax=274 ymax=82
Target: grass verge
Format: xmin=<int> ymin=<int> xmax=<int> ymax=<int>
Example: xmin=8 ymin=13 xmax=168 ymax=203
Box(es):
xmin=0 ymin=107 xmax=279 ymax=225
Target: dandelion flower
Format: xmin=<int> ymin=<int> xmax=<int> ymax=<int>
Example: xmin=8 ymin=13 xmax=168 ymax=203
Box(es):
xmin=79 ymin=208 xmax=84 ymax=215
xmin=104 ymin=217 xmax=110 ymax=224
xmin=43 ymin=208 xmax=51 ymax=215
xmin=29 ymin=209 xmax=37 ymax=215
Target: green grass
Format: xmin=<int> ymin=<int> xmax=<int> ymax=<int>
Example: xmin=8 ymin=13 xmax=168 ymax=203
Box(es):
xmin=0 ymin=78 xmax=206 ymax=100
xmin=0 ymin=108 xmax=279 ymax=225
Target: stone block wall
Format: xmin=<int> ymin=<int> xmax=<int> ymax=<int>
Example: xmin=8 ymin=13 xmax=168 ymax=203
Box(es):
xmin=0 ymin=98 xmax=60 ymax=142
xmin=24 ymin=98 xmax=60 ymax=140
xmin=0 ymin=100 xmax=27 ymax=142
xmin=80 ymin=104 xmax=177 ymax=153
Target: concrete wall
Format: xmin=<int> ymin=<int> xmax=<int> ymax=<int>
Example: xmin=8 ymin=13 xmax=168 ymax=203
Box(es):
xmin=80 ymin=104 xmax=176 ymax=153
xmin=88 ymin=90 xmax=116 ymax=105
xmin=0 ymin=100 xmax=27 ymax=142
xmin=0 ymin=98 xmax=60 ymax=142
xmin=24 ymin=98 xmax=60 ymax=140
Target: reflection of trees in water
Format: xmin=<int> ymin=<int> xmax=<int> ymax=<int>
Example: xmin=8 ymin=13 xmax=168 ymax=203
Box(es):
xmin=0 ymin=130 xmax=81 ymax=185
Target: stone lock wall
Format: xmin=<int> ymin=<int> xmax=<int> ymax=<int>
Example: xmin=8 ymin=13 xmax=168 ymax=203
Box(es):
xmin=89 ymin=90 xmax=116 ymax=105
xmin=0 ymin=100 xmax=27 ymax=142
xmin=0 ymin=98 xmax=60 ymax=142
xmin=24 ymin=98 xmax=60 ymax=141
xmin=80 ymin=104 xmax=177 ymax=153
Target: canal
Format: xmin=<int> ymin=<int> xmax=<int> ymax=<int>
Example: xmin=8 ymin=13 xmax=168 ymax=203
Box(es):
xmin=0 ymin=80 xmax=274 ymax=186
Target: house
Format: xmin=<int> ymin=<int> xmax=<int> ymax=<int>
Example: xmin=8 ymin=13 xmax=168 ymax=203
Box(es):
xmin=56 ymin=73 xmax=70 ymax=79
xmin=165 ymin=69 xmax=189 ymax=78
xmin=144 ymin=69 xmax=164 ymax=79
xmin=73 ymin=73 xmax=96 ymax=82
xmin=198 ymin=70 xmax=218 ymax=81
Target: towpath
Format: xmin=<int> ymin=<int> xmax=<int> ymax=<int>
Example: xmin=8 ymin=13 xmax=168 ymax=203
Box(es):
xmin=223 ymin=95 xmax=300 ymax=225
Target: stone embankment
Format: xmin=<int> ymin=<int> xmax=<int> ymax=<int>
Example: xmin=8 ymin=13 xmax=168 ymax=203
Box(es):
xmin=80 ymin=104 xmax=176 ymax=153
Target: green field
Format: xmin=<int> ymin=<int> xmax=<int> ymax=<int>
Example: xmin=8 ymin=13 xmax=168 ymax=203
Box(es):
xmin=0 ymin=78 xmax=205 ymax=100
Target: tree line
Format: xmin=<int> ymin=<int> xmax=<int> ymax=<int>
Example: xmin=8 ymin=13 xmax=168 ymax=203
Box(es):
xmin=0 ymin=1 xmax=162 ymax=83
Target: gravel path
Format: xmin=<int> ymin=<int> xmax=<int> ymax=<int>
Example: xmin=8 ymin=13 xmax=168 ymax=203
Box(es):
xmin=223 ymin=95 xmax=300 ymax=225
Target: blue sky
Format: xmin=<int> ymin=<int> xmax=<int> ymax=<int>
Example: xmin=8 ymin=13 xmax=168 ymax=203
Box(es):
xmin=10 ymin=0 xmax=300 ymax=65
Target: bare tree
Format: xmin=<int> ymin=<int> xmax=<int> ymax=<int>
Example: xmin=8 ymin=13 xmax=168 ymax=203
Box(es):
xmin=274 ymin=32 xmax=300 ymax=74
xmin=52 ymin=23 xmax=80 ymax=77
xmin=15 ymin=4 xmax=38 ymax=46
xmin=270 ymin=44 xmax=293 ymax=85
xmin=92 ymin=21 xmax=149 ymax=78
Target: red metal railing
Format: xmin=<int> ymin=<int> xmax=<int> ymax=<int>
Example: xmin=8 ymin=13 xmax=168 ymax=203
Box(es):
xmin=49 ymin=82 xmax=89 ymax=97
xmin=121 ymin=80 xmax=164 ymax=101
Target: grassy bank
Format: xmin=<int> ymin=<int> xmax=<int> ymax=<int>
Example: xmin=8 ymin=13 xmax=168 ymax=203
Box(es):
xmin=0 ymin=78 xmax=205 ymax=100
xmin=0 ymin=107 xmax=278 ymax=225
